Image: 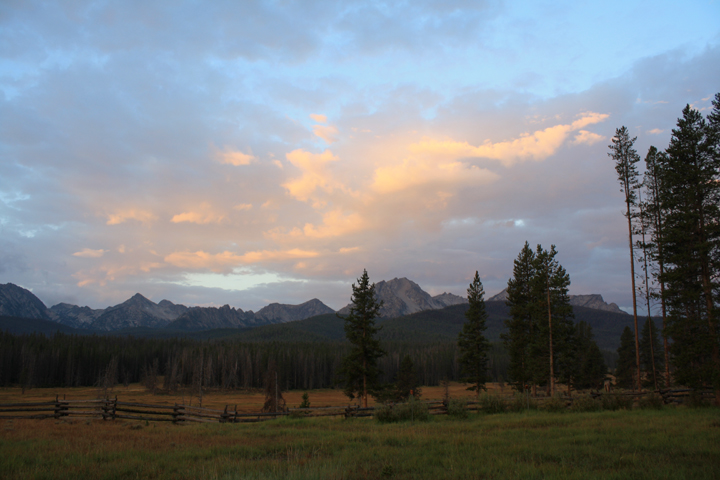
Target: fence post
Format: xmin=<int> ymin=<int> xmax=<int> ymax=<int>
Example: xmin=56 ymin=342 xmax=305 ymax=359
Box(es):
xmin=102 ymin=397 xmax=108 ymax=421
xmin=54 ymin=395 xmax=60 ymax=420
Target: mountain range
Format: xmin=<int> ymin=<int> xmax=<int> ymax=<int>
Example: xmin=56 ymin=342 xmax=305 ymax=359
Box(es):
xmin=488 ymin=288 xmax=626 ymax=315
xmin=0 ymin=279 xmax=625 ymax=334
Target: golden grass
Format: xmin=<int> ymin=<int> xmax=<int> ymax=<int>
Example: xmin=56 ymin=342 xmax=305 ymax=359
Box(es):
xmin=0 ymin=382 xmax=514 ymax=412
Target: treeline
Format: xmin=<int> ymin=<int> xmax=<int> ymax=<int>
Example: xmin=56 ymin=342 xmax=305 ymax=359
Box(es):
xmin=0 ymin=331 xmax=510 ymax=391
xmin=611 ymin=93 xmax=720 ymax=400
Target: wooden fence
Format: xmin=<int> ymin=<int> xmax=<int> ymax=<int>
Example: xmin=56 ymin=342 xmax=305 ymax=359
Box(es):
xmin=0 ymin=389 xmax=713 ymax=424
xmin=0 ymin=396 xmax=387 ymax=423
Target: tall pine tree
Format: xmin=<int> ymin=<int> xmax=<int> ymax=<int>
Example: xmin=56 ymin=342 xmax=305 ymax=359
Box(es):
xmin=642 ymin=145 xmax=672 ymax=386
xmin=609 ymin=126 xmax=642 ymax=391
xmin=661 ymin=101 xmax=720 ymax=403
xmin=531 ymin=245 xmax=575 ymax=396
xmin=458 ymin=271 xmax=490 ymax=398
xmin=338 ymin=269 xmax=386 ymax=407
xmin=503 ymin=243 xmax=574 ymax=396
xmin=502 ymin=242 xmax=536 ymax=393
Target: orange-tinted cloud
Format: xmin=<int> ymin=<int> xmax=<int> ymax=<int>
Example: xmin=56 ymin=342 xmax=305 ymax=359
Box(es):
xmin=373 ymin=157 xmax=498 ymax=194
xmin=302 ymin=209 xmax=366 ymax=238
xmin=171 ymin=203 xmax=226 ymax=224
xmin=572 ymin=130 xmax=605 ymax=145
xmin=106 ymin=209 xmax=157 ymax=225
xmin=72 ymin=248 xmax=106 ymax=258
xmin=312 ymin=124 xmax=339 ymax=144
xmin=408 ymin=111 xmax=608 ymax=167
xmin=218 ymin=148 xmax=255 ymax=166
xmin=164 ymin=248 xmax=319 ymax=272
xmin=283 ymin=149 xmax=342 ymax=201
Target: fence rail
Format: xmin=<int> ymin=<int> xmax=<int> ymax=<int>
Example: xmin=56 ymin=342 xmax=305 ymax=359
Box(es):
xmin=0 ymin=389 xmax=713 ymax=424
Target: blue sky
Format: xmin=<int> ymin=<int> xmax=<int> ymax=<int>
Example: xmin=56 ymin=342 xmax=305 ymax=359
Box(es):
xmin=1 ymin=0 xmax=719 ymax=312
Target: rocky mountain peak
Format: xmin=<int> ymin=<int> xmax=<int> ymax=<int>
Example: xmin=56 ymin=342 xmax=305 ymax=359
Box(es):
xmin=338 ymin=277 xmax=447 ymax=318
xmin=0 ymin=283 xmax=50 ymax=320
xmin=432 ymin=292 xmax=468 ymax=307
xmin=488 ymin=288 xmax=626 ymax=314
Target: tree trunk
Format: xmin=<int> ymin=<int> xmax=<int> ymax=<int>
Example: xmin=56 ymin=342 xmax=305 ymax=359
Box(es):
xmin=547 ymin=273 xmax=554 ymax=397
xmin=626 ymin=199 xmax=642 ymax=392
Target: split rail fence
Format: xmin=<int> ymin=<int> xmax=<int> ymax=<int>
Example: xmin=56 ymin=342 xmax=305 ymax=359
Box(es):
xmin=0 ymin=389 xmax=712 ymax=424
xmin=0 ymin=396 xmax=386 ymax=423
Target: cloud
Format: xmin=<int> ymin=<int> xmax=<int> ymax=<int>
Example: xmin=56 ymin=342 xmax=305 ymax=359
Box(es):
xmin=312 ymin=124 xmax=339 ymax=144
xmin=233 ymin=203 xmax=253 ymax=211
xmin=302 ymin=209 xmax=366 ymax=238
xmin=407 ymin=112 xmax=609 ymax=167
xmin=648 ymin=128 xmax=664 ymax=135
xmin=106 ymin=210 xmax=157 ymax=225
xmin=373 ymin=157 xmax=499 ymax=194
xmin=572 ymin=130 xmax=605 ymax=145
xmin=171 ymin=203 xmax=225 ymax=224
xmin=282 ymin=149 xmax=343 ymax=201
xmin=72 ymin=248 xmax=106 ymax=258
xmin=310 ymin=114 xmax=327 ymax=123
xmin=164 ymin=249 xmax=320 ymax=272
xmin=218 ymin=149 xmax=256 ymax=166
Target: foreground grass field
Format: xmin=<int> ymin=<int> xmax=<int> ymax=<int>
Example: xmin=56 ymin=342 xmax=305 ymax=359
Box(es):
xmin=2 ymin=385 xmax=720 ymax=479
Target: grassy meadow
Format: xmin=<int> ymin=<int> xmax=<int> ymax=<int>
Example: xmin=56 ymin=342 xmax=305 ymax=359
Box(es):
xmin=1 ymin=385 xmax=719 ymax=479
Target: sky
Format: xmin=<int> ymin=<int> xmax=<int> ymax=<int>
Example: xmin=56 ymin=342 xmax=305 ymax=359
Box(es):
xmin=1 ymin=1 xmax=719 ymax=313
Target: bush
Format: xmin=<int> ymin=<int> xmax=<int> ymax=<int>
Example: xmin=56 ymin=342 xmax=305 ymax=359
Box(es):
xmin=600 ymin=394 xmax=634 ymax=411
xmin=638 ymin=393 xmax=664 ymax=410
xmin=375 ymin=404 xmax=397 ymax=423
xmin=375 ymin=397 xmax=430 ymax=423
xmin=569 ymin=395 xmax=602 ymax=413
xmin=686 ymin=391 xmax=711 ymax=408
xmin=542 ymin=395 xmax=567 ymax=413
xmin=507 ymin=393 xmax=538 ymax=412
xmin=478 ymin=393 xmax=505 ymax=414
xmin=446 ymin=398 xmax=468 ymax=419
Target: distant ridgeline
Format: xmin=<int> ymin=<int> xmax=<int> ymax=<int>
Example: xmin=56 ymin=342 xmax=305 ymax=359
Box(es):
xmin=0 ymin=280 xmax=640 ymax=390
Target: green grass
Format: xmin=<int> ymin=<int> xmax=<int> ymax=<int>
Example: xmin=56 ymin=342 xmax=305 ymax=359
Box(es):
xmin=1 ymin=409 xmax=719 ymax=479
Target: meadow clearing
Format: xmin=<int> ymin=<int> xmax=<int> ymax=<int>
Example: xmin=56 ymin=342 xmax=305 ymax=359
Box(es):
xmin=1 ymin=384 xmax=719 ymax=479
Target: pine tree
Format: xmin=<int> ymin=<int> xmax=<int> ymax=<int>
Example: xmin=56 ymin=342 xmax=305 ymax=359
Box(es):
xmin=661 ymin=101 xmax=720 ymax=403
xmin=502 ymin=242 xmax=536 ymax=393
xmin=394 ymin=355 xmax=421 ymax=401
xmin=458 ymin=271 xmax=490 ymax=398
xmin=615 ymin=326 xmax=636 ymax=389
xmin=609 ymin=126 xmax=642 ymax=391
xmin=642 ymin=145 xmax=672 ymax=386
xmin=338 ymin=269 xmax=386 ymax=408
xmin=639 ymin=318 xmax=664 ymax=389
xmin=573 ymin=322 xmax=607 ymax=390
xmin=531 ymin=245 xmax=575 ymax=396
xmin=636 ymin=188 xmax=660 ymax=390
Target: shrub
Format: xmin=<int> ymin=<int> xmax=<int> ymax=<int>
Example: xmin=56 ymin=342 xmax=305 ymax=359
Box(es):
xmin=375 ymin=397 xmax=430 ymax=423
xmin=395 ymin=396 xmax=430 ymax=421
xmin=542 ymin=395 xmax=567 ymax=413
xmin=446 ymin=398 xmax=468 ymax=419
xmin=686 ymin=391 xmax=710 ymax=408
xmin=569 ymin=395 xmax=602 ymax=413
xmin=638 ymin=393 xmax=664 ymax=410
xmin=375 ymin=404 xmax=398 ymax=423
xmin=600 ymin=394 xmax=634 ymax=411
xmin=507 ymin=393 xmax=538 ymax=412
xmin=478 ymin=393 xmax=505 ymax=414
